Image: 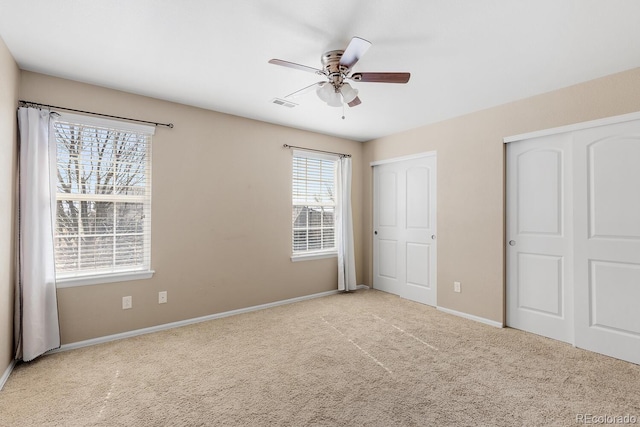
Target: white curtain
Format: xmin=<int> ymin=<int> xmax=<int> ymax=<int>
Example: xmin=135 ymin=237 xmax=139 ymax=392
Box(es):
xmin=15 ymin=107 xmax=60 ymax=362
xmin=337 ymin=156 xmax=357 ymax=291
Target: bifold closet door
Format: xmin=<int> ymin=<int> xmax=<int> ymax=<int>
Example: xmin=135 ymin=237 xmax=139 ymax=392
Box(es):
xmin=572 ymin=121 xmax=640 ymax=365
xmin=506 ymin=134 xmax=574 ymax=343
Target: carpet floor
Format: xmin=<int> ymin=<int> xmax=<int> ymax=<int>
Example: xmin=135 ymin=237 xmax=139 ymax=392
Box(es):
xmin=1 ymin=289 xmax=639 ymax=426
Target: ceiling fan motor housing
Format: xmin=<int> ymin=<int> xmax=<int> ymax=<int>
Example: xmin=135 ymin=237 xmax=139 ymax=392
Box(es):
xmin=322 ymin=50 xmax=348 ymax=88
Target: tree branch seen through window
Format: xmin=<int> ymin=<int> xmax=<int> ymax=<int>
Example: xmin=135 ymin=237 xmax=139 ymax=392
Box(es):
xmin=53 ymin=119 xmax=152 ymax=277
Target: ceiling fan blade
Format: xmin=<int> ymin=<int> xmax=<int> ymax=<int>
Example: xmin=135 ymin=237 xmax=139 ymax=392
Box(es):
xmin=339 ymin=37 xmax=372 ymax=69
xmin=350 ymin=72 xmax=410 ymax=83
xmin=268 ymin=59 xmax=323 ymax=75
xmin=347 ymin=96 xmax=362 ymax=107
xmin=285 ymin=82 xmax=325 ymax=99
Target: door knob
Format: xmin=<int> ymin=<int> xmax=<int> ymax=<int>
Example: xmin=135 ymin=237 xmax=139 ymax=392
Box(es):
xmin=509 ymin=240 xmax=516 ymax=246
xmin=431 ymin=235 xmax=436 ymax=240
xmin=374 ymin=230 xmax=378 ymax=235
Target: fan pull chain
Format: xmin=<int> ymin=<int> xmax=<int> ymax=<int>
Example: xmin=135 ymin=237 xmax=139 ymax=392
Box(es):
xmin=342 ymin=102 xmax=346 ymax=120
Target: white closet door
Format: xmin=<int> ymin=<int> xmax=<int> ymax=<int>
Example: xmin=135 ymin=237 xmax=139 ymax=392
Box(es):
xmin=374 ymin=163 xmax=402 ymax=296
xmin=506 ymin=134 xmax=574 ymax=343
xmin=572 ymin=121 xmax=640 ymax=365
xmin=373 ymin=155 xmax=437 ymax=306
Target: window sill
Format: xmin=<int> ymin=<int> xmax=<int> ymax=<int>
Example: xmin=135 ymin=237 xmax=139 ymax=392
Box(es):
xmin=56 ymin=270 xmax=155 ymax=288
xmin=290 ymin=251 xmax=337 ymax=262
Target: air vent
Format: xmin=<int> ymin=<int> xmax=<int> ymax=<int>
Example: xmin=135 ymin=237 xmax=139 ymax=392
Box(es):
xmin=271 ymin=98 xmax=297 ymax=108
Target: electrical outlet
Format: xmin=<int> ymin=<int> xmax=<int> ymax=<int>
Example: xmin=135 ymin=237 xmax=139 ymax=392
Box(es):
xmin=122 ymin=296 xmax=132 ymax=309
xmin=158 ymin=291 xmax=168 ymax=304
xmin=454 ymin=281 xmax=461 ymax=293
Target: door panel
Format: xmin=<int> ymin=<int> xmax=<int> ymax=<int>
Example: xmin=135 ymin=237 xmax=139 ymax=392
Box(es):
xmin=378 ymin=172 xmax=398 ymax=227
xmin=588 ymin=138 xmax=640 ymax=239
xmin=406 ymin=167 xmax=430 ymax=229
xmin=517 ymin=253 xmax=563 ymax=316
xmin=374 ymin=167 xmax=401 ymax=295
xmin=402 ymin=159 xmax=437 ymax=305
xmin=517 ymin=149 xmax=563 ymax=235
xmin=378 ymin=240 xmax=398 ymax=279
xmin=507 ymin=134 xmax=574 ymax=343
xmin=373 ymin=154 xmax=437 ymax=306
xmin=573 ymin=122 xmax=640 ymax=364
xmin=406 ymin=242 xmax=430 ymax=288
xmin=589 ymin=261 xmax=640 ymax=335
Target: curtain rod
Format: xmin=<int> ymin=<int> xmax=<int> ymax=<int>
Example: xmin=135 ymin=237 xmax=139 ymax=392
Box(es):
xmin=18 ymin=100 xmax=174 ymax=129
xmin=283 ymin=144 xmax=351 ymax=158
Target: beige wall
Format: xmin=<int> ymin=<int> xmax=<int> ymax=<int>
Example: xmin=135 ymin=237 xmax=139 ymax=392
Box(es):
xmin=0 ymin=37 xmax=19 ymax=377
xmin=362 ymin=67 xmax=640 ymax=323
xmin=19 ymin=71 xmax=363 ymax=344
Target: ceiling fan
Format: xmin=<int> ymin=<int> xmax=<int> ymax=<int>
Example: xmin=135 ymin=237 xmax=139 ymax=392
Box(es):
xmin=268 ymin=36 xmax=410 ymax=108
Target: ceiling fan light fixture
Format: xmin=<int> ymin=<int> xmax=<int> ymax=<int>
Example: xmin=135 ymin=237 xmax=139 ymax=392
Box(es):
xmin=315 ymin=82 xmax=331 ymax=102
xmin=326 ymin=92 xmax=343 ymax=107
xmin=317 ymin=83 xmax=342 ymax=107
xmin=339 ymin=83 xmax=359 ymax=104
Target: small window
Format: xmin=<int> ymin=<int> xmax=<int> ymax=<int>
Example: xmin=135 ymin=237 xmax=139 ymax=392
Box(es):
xmin=291 ymin=151 xmax=337 ymax=259
xmin=53 ymin=113 xmax=153 ymax=285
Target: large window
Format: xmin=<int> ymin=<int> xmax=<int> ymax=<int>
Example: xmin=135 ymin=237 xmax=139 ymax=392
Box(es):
xmin=292 ymin=152 xmax=337 ymax=258
xmin=53 ymin=113 xmax=153 ymax=285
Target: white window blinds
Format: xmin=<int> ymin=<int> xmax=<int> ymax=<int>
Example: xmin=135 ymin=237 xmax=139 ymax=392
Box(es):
xmin=292 ymin=152 xmax=337 ymax=254
xmin=53 ymin=113 xmax=153 ymax=278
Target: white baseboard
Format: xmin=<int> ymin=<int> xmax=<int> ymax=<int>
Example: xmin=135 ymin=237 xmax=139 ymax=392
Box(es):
xmin=0 ymin=359 xmax=16 ymax=391
xmin=437 ymin=306 xmax=504 ymax=328
xmin=50 ymin=289 xmax=341 ymax=354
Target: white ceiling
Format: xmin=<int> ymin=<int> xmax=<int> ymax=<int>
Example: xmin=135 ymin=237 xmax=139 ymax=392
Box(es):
xmin=1 ymin=1 xmax=640 ymax=142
